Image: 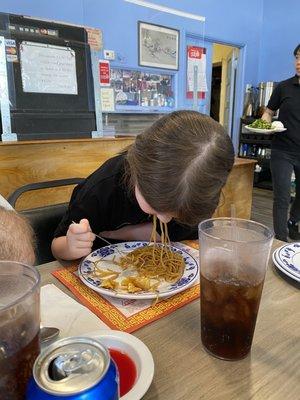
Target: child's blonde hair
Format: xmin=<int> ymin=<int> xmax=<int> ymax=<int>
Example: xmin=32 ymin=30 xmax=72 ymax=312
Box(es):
xmin=0 ymin=207 xmax=35 ymax=265
xmin=126 ymin=110 xmax=234 ymax=226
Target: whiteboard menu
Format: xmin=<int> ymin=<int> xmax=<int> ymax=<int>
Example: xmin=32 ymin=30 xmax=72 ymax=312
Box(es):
xmin=20 ymin=41 xmax=78 ymax=95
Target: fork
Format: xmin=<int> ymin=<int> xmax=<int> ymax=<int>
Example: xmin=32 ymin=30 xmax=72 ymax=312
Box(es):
xmin=71 ymin=221 xmax=127 ymax=257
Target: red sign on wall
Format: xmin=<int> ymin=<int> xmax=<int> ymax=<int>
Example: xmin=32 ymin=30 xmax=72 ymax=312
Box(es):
xmin=188 ymin=46 xmax=203 ymax=59
xmin=99 ymin=60 xmax=110 ymax=86
xmin=186 ymin=46 xmax=206 ymax=100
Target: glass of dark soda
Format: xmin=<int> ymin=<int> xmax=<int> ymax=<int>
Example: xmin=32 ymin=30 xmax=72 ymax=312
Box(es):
xmin=0 ymin=261 xmax=40 ymax=399
xmin=199 ymin=218 xmax=273 ymax=360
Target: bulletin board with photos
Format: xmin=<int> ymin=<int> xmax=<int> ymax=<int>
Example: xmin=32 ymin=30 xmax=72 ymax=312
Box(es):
xmin=110 ymin=67 xmax=175 ymax=111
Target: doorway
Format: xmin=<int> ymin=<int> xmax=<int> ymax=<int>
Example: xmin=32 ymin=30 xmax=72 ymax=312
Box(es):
xmin=210 ymin=43 xmax=239 ymax=137
xmin=210 ymin=63 xmax=222 ymax=121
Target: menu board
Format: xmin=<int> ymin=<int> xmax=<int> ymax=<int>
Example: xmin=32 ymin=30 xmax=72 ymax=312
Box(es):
xmin=20 ymin=41 xmax=78 ymax=95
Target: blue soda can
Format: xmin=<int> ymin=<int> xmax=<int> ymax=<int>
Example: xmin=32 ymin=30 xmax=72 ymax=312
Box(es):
xmin=26 ymin=337 xmax=119 ymax=400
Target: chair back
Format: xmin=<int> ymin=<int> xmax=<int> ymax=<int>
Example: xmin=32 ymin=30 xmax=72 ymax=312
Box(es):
xmin=7 ymin=178 xmax=84 ymax=265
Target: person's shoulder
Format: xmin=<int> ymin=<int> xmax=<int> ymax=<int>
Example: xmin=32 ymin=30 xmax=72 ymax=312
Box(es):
xmin=279 ymin=76 xmax=297 ymax=86
xmin=89 ymin=153 xmax=126 ymax=182
xmin=75 ymin=153 xmax=126 ymax=199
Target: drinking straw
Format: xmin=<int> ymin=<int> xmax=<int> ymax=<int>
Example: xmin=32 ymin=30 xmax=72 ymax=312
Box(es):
xmin=230 ymin=204 xmax=239 ymax=274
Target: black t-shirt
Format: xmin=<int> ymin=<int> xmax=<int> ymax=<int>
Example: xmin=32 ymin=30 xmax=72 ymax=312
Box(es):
xmin=267 ymin=75 xmax=300 ymax=152
xmin=54 ymin=154 xmax=198 ymax=249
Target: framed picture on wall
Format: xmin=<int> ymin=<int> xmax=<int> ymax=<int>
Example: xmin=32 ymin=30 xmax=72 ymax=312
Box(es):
xmin=138 ymin=21 xmax=179 ymax=70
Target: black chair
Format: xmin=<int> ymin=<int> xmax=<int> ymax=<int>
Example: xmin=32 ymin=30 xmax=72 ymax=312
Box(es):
xmin=7 ymin=178 xmax=84 ymax=265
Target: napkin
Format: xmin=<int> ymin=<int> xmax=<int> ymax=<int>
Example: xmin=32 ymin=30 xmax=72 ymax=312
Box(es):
xmin=41 ymin=284 xmax=110 ymax=338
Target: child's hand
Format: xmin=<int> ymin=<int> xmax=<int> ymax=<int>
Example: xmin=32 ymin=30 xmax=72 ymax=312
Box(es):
xmin=66 ymin=219 xmax=95 ymax=258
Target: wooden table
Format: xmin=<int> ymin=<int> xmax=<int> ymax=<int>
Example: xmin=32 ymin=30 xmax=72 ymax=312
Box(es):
xmin=40 ymin=240 xmax=299 ymax=400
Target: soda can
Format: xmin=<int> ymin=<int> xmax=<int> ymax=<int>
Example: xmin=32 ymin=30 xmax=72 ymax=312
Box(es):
xmin=26 ymin=336 xmax=119 ymax=399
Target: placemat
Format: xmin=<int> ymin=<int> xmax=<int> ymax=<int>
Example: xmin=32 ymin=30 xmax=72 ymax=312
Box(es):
xmin=52 ymin=241 xmax=200 ymax=333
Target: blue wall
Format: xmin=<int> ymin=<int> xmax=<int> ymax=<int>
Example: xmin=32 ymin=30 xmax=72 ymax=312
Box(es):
xmin=0 ymin=0 xmax=265 ymax=146
xmin=0 ymin=0 xmax=264 ymax=89
xmin=259 ymin=0 xmax=299 ymax=82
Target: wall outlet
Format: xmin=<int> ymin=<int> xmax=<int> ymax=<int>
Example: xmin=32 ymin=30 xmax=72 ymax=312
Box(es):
xmin=104 ymin=49 xmax=115 ymax=60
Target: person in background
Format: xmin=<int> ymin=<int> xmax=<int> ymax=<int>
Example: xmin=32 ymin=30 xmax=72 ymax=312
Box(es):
xmin=0 ymin=206 xmax=35 ymax=265
xmin=262 ymin=44 xmax=300 ymax=241
xmin=52 ymin=110 xmax=235 ymax=261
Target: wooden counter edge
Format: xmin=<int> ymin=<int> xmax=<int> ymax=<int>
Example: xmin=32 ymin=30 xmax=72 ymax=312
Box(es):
xmin=234 ymin=157 xmax=257 ymax=166
xmin=0 ymin=136 xmax=136 ymax=146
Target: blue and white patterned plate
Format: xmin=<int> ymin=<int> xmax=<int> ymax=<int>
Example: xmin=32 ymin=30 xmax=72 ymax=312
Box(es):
xmin=78 ymin=241 xmax=199 ymax=300
xmin=272 ymin=244 xmax=300 ymax=282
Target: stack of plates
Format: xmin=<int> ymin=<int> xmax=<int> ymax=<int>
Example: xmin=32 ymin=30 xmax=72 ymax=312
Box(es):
xmin=272 ymin=243 xmax=300 ymax=282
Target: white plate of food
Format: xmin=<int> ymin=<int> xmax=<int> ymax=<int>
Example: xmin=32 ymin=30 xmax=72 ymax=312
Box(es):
xmin=245 ymin=120 xmax=287 ymax=134
xmin=245 ymin=125 xmax=287 ymax=134
xmin=85 ymin=329 xmax=154 ymax=400
xmin=78 ymin=241 xmax=199 ymax=300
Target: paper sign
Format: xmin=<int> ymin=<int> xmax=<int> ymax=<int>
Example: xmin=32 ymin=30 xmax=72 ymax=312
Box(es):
xmin=86 ymin=27 xmax=103 ymax=51
xmin=5 ymin=39 xmax=18 ymax=62
xmin=99 ymin=60 xmax=110 ymax=86
xmin=100 ymin=88 xmax=115 ymax=112
xmin=186 ymin=46 xmax=207 ymax=99
xmin=0 ymin=37 xmax=8 ymax=101
xmin=20 ymin=41 xmax=78 ymax=95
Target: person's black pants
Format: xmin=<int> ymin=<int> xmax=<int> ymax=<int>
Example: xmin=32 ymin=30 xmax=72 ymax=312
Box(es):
xmin=270 ymin=149 xmax=300 ymax=241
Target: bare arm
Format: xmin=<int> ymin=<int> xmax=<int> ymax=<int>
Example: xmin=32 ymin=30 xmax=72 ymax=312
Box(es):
xmin=52 ymin=222 xmax=160 ymax=260
xmin=51 ymin=219 xmax=95 ymax=260
xmin=261 ymin=108 xmax=275 ymax=123
xmin=100 ymin=222 xmax=160 ymax=242
xmin=51 ymin=236 xmax=77 ymax=261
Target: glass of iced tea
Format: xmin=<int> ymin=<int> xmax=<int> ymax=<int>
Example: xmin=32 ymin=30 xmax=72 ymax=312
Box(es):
xmin=0 ymin=261 xmax=40 ymax=399
xmin=199 ymin=218 xmax=273 ymax=361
